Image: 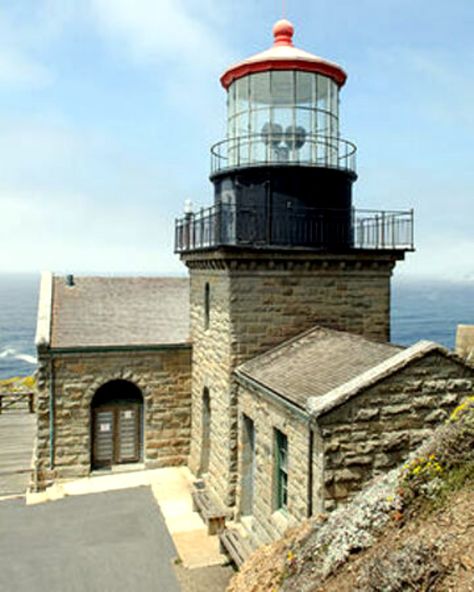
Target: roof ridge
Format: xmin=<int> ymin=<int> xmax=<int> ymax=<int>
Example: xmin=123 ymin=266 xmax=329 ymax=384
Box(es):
xmin=306 ymin=340 xmax=449 ymax=418
xmin=237 ymin=325 xmax=400 ymax=374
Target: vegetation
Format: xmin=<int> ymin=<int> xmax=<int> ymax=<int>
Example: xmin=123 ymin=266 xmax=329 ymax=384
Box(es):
xmin=397 ymin=396 xmax=474 ymax=515
xmin=0 ymin=375 xmax=36 ymax=393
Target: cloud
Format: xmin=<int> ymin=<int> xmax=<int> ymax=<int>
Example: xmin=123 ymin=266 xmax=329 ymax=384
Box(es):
xmin=400 ymin=237 xmax=474 ymax=282
xmin=89 ymin=0 xmax=232 ymax=70
xmin=87 ymin=0 xmax=231 ymax=129
xmin=363 ymin=45 xmax=474 ymax=131
xmin=0 ymin=3 xmax=59 ymax=90
xmin=0 ymin=51 xmax=53 ymax=88
xmin=1 ymin=187 xmax=180 ymax=274
xmin=0 ymin=114 xmax=185 ymax=274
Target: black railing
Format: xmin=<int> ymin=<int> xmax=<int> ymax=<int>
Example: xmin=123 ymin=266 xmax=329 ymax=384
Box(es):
xmin=175 ymin=205 xmax=414 ymax=253
xmin=210 ymin=134 xmax=357 ymax=176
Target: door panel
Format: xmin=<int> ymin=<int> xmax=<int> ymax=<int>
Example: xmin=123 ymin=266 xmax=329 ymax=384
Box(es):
xmin=118 ymin=407 xmax=139 ymax=462
xmin=94 ymin=410 xmax=114 ymax=466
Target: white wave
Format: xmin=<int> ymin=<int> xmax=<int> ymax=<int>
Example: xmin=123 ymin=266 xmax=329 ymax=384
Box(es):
xmin=15 ymin=353 xmax=37 ymax=365
xmin=0 ymin=348 xmax=37 ymax=364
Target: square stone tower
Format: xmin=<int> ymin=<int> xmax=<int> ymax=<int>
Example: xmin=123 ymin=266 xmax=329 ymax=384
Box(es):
xmin=176 ymin=20 xmax=413 ymax=508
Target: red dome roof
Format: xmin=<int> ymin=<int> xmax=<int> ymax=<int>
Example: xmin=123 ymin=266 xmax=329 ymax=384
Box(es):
xmin=220 ymin=20 xmax=347 ymax=89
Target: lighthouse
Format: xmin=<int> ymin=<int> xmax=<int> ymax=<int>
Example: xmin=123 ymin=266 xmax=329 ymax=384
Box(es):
xmin=175 ymin=21 xmax=414 ymax=509
xmin=212 ymin=18 xmax=355 ymax=250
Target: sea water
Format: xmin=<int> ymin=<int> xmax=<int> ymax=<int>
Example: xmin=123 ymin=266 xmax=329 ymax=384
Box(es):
xmin=0 ymin=274 xmax=472 ymax=380
xmin=0 ymin=274 xmax=39 ymax=379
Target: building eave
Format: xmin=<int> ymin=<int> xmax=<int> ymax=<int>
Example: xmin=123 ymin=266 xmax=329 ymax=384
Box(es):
xmin=45 ymin=342 xmax=192 ymax=355
xmin=234 ymin=370 xmax=309 ymax=421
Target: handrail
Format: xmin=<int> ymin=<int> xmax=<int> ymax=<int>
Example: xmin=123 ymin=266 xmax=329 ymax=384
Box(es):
xmin=210 ymin=133 xmax=357 ymax=176
xmin=175 ymin=205 xmax=414 ymax=253
xmin=0 ymin=391 xmax=35 ymax=413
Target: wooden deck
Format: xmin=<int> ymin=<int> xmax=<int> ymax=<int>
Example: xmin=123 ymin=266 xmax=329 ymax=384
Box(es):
xmin=0 ymin=412 xmax=36 ymax=497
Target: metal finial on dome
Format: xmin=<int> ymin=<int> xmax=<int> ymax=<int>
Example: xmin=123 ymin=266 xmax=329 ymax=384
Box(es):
xmin=273 ymin=19 xmax=294 ymax=46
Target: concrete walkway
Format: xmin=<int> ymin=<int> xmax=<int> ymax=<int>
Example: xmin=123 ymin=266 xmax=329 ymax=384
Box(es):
xmin=0 ymin=412 xmax=35 ymax=497
xmin=27 ymin=466 xmax=227 ymax=569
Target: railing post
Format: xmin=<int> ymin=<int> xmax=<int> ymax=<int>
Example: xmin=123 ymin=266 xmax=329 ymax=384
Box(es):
xmin=200 ymin=208 xmax=204 ymax=248
xmin=381 ymin=211 xmax=386 ymax=248
xmin=0 ymin=394 xmax=2 ymax=414
xmin=410 ymin=208 xmax=414 ymax=249
xmin=184 ymin=214 xmax=191 ymax=251
xmin=216 ymin=203 xmax=222 ymax=245
xmin=29 ymin=392 xmax=34 ymax=414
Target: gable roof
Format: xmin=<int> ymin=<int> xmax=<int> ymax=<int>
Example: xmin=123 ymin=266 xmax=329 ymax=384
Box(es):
xmin=47 ymin=275 xmax=190 ymax=349
xmin=306 ymin=340 xmax=457 ymax=418
xmin=236 ymin=326 xmax=402 ymax=409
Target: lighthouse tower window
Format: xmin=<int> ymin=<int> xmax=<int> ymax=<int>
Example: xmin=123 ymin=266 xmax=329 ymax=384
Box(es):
xmin=204 ymin=282 xmax=210 ymax=330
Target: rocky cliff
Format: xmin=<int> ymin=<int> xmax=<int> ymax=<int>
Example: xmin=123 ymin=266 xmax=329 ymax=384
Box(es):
xmin=227 ymin=396 xmax=474 ymax=592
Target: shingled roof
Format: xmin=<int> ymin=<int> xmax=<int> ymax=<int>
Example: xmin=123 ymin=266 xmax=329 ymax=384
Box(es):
xmin=48 ymin=275 xmax=190 ymax=349
xmin=236 ymin=326 xmax=402 ymax=409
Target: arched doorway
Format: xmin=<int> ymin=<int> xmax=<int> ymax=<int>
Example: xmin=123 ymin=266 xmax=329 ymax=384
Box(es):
xmin=91 ymin=380 xmax=143 ymax=469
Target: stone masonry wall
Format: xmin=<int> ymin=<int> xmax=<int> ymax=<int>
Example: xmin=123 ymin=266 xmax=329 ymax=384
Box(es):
xmin=184 ymin=250 xmax=399 ymax=510
xmin=188 ymin=269 xmax=236 ymax=506
xmin=320 ymin=352 xmax=474 ymax=510
xmin=236 ymin=381 xmax=309 ymax=547
xmin=34 ymin=347 xmax=191 ymax=489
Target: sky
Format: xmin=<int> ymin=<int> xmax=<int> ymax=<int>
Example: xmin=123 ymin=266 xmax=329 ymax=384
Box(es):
xmin=1 ymin=0 xmax=473 ymax=280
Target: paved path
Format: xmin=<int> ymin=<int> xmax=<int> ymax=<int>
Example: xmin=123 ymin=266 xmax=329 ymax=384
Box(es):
xmin=29 ymin=467 xmax=228 ymax=569
xmin=0 ymin=412 xmax=35 ymax=497
xmin=0 ymin=487 xmax=181 ymax=592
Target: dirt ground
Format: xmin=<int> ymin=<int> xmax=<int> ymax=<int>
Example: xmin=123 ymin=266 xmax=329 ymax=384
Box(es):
xmin=174 ymin=563 xmax=236 ymax=592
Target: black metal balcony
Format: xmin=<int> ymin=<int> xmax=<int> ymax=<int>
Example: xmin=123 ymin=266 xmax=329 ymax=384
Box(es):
xmin=210 ymin=134 xmax=357 ymax=177
xmin=175 ymin=204 xmax=414 ymax=253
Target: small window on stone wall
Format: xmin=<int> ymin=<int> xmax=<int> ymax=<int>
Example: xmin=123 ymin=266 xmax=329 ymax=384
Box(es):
xmin=274 ymin=428 xmax=288 ymax=511
xmin=204 ymin=282 xmax=210 ymax=330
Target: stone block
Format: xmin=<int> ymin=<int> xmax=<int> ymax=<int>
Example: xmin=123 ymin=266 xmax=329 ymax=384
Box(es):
xmin=425 ymin=409 xmax=448 ymax=423
xmin=354 ymin=408 xmax=379 ymax=421
xmin=382 ymin=432 xmax=409 ymax=451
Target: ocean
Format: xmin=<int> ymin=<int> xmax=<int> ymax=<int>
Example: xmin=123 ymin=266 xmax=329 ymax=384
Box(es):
xmin=0 ymin=273 xmax=472 ymax=380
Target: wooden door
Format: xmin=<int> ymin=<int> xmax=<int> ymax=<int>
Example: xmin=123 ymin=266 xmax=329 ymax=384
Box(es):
xmin=92 ymin=405 xmax=141 ymax=468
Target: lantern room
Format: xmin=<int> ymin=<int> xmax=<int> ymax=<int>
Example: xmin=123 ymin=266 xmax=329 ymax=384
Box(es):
xmin=175 ymin=20 xmax=414 ymax=254
xmin=214 ymin=19 xmax=352 ymax=173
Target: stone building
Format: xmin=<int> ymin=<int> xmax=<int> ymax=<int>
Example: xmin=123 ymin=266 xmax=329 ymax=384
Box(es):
xmin=34 ymin=19 xmax=473 ymax=552
xmin=34 ymin=274 xmax=191 ymax=488
xmin=233 ymin=327 xmax=473 ymax=545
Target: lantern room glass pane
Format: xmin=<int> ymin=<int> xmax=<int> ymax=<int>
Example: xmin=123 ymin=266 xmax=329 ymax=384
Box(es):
xmin=249 ymin=72 xmax=271 ymax=106
xmin=271 ymin=71 xmax=294 ymax=106
xmin=250 ymin=73 xmax=271 ymax=162
xmin=236 ymin=77 xmax=250 ymax=114
xmin=316 ymin=75 xmax=329 ymax=111
xmin=295 ymin=71 xmax=314 ymax=106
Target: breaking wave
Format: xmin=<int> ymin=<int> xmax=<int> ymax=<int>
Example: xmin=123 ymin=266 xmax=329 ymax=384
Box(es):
xmin=0 ymin=348 xmax=37 ymax=365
